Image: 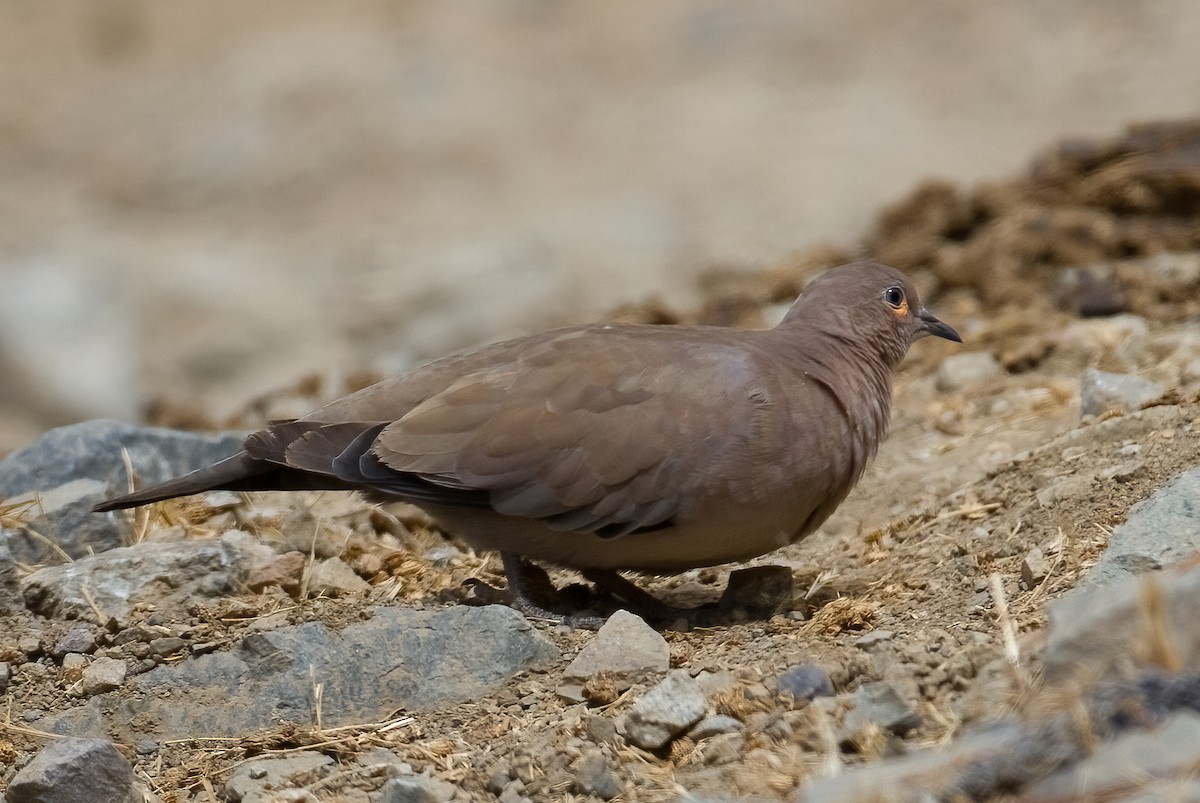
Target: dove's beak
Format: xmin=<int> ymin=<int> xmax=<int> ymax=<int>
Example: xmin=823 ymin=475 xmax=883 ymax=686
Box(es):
xmin=916 ymin=308 xmax=962 ymax=342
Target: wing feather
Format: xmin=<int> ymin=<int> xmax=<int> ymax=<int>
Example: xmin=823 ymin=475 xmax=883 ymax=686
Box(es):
xmin=365 ymin=329 xmax=774 ymax=535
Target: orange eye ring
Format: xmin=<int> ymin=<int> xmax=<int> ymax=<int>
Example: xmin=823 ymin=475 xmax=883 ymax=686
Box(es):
xmin=883 ymin=286 xmax=909 ymax=317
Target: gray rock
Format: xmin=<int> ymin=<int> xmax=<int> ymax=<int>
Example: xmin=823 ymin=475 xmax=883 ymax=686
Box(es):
xmin=700 ymin=733 xmax=745 ymax=766
xmin=842 ymin=682 xmax=921 ymax=740
xmin=40 ymin=605 xmax=558 ymax=739
xmin=625 ymin=669 xmax=707 ymax=750
xmin=0 ymin=420 xmax=245 ymax=561
xmin=1076 ymin=467 xmax=1200 ymax=592
xmin=0 ymin=661 xmax=9 ymax=691
xmin=562 ymin=609 xmax=669 ymax=687
xmin=688 ymin=714 xmax=744 ymax=740
xmin=694 ymin=669 xmax=739 ymax=700
xmin=777 ymin=663 xmax=835 ymax=700
xmin=0 ymin=537 xmax=18 ymax=611
xmin=936 ymin=351 xmax=1003 ymax=392
xmin=853 ymin=630 xmax=895 ymax=649
xmin=50 ymin=626 xmax=97 ymax=659
xmin=23 ymin=530 xmax=272 ymax=624
xmin=572 ymin=750 xmax=623 ymax=800
xmin=799 ymin=724 xmax=1029 ymax=802
xmin=720 ymin=565 xmax=794 ymax=609
xmin=224 ymin=751 xmax=334 ymax=802
xmin=1021 ymin=547 xmax=1050 ymax=589
xmin=497 ymin=779 xmax=531 ymax=803
xmin=149 ymin=637 xmax=187 ymax=657
xmin=585 ymin=715 xmax=620 ymax=746
xmin=1028 ymin=712 xmax=1200 ymax=800
xmin=6 ymin=737 xmax=135 ymax=803
xmin=1044 ymin=561 xmax=1200 ymax=686
xmin=82 ymin=657 xmax=128 ymax=696
xmin=378 ymin=775 xmax=457 ymax=803
xmin=1080 ymin=369 xmax=1165 ymax=418
xmin=305 ymin=556 xmax=370 ymax=597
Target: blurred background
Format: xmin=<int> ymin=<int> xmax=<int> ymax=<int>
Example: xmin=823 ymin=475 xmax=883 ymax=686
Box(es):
xmin=2 ymin=0 xmax=1199 ymax=453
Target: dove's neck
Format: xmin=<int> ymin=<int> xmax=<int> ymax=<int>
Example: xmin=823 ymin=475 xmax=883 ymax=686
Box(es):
xmin=774 ymin=323 xmax=896 ymax=461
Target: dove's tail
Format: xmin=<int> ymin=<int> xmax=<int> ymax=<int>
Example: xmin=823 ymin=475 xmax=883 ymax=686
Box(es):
xmin=92 ymin=452 xmax=293 ymax=512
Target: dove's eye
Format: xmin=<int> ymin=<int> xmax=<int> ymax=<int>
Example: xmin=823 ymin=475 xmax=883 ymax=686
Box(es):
xmin=883 ymin=286 xmax=906 ymax=309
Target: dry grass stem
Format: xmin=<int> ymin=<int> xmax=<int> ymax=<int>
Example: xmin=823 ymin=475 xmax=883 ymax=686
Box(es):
xmin=990 ymin=572 xmax=1031 ymax=695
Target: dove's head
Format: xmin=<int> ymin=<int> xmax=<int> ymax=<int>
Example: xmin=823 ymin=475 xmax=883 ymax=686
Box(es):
xmin=782 ymin=261 xmax=961 ymax=367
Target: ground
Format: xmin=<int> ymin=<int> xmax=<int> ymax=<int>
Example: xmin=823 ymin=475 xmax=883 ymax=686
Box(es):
xmin=1 ymin=122 xmax=1200 ymax=801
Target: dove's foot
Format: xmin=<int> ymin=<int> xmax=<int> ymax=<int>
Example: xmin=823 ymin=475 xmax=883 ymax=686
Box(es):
xmin=464 ymin=553 xmax=779 ymax=630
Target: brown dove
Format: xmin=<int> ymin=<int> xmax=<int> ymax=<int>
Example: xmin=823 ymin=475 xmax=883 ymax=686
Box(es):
xmin=95 ymin=261 xmax=959 ymax=621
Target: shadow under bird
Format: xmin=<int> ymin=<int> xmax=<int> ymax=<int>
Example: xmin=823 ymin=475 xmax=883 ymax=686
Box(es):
xmin=95 ymin=261 xmax=960 ymax=623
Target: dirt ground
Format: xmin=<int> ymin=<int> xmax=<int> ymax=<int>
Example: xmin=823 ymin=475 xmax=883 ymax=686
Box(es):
xmin=2 ymin=122 xmax=1200 ymax=801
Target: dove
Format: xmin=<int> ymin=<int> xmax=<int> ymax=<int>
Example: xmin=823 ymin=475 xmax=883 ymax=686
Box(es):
xmin=94 ymin=261 xmax=959 ymax=622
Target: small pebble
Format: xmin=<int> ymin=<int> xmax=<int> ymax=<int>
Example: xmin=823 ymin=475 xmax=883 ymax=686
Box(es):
xmin=688 ymin=714 xmax=744 ymax=740
xmin=854 ymin=630 xmax=896 ymax=648
xmin=776 ymin=663 xmax=834 ymax=701
xmin=584 ymin=715 xmax=619 ymax=746
xmin=1021 ymin=548 xmax=1050 ymax=589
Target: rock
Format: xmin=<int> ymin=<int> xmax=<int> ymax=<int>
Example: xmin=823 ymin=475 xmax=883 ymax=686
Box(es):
xmin=777 ymin=663 xmax=835 ymax=700
xmin=305 ymin=556 xmax=371 ymax=597
xmin=572 ymin=750 xmax=623 ymax=800
xmin=149 ymin=637 xmax=187 ymax=657
xmin=1080 ymin=369 xmax=1165 ymax=418
xmin=23 ymin=530 xmax=273 ymax=624
xmin=1044 ymin=561 xmax=1200 ymax=686
xmin=1055 ymin=266 xmax=1130 ymax=317
xmin=6 ymin=737 xmax=135 ymax=803
xmin=688 ymin=714 xmax=744 ymax=740
xmin=224 ymin=751 xmax=334 ymax=802
xmin=0 ymin=421 xmax=245 ymax=561
xmin=562 ymin=609 xmax=669 ymax=688
xmin=0 ymin=661 xmax=10 ymax=691
xmin=245 ymin=550 xmax=306 ymax=594
xmin=1057 ymin=315 xmax=1150 ymax=363
xmin=799 ymin=723 xmax=1030 ymax=802
xmin=50 ymin=626 xmax=97 ymax=659
xmin=0 ymin=538 xmax=19 ymax=612
xmin=625 ymin=669 xmax=707 ymax=750
xmin=701 ymin=733 xmax=746 ymax=766
xmin=936 ymin=351 xmax=1003 ymax=392
xmin=1028 ymin=711 xmax=1200 ymax=800
xmin=81 ymin=657 xmax=127 ymax=696
xmin=40 ymin=605 xmax=558 ymax=739
xmin=720 ymin=565 xmax=794 ymax=609
xmin=584 ymin=715 xmax=620 ymax=746
xmin=854 ymin=630 xmax=895 ymax=649
xmin=1076 ymin=467 xmax=1200 ymax=592
xmin=1098 ymin=459 xmax=1145 ymax=482
xmin=694 ymin=669 xmax=740 ymax=700
xmin=496 ymin=779 xmax=531 ymax=803
xmin=1021 ymin=548 xmax=1050 ymax=589
xmin=62 ymin=653 xmax=88 ymax=682
xmin=378 ymin=775 xmax=457 ymax=803
xmin=842 ymin=682 xmax=921 ymax=740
